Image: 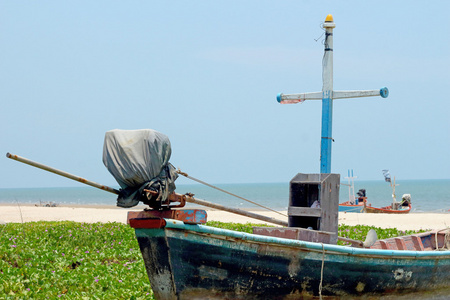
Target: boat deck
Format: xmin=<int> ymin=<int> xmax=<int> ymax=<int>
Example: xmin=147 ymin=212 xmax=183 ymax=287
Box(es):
xmin=369 ymin=230 xmax=449 ymax=251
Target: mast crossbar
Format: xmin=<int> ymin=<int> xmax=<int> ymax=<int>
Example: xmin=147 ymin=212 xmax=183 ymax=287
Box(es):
xmin=277 ymin=14 xmax=388 ymax=173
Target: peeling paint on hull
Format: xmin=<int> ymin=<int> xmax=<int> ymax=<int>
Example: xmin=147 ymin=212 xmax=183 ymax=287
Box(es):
xmin=132 ymin=220 xmax=450 ymax=299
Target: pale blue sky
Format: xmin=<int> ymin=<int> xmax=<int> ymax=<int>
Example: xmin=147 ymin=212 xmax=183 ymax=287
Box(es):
xmin=1 ymin=1 xmax=449 ymax=188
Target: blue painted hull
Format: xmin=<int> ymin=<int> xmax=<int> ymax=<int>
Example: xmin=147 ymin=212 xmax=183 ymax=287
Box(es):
xmin=338 ymin=204 xmax=364 ymax=213
xmin=338 ymin=199 xmax=367 ymax=213
xmin=133 ymin=219 xmax=450 ymax=299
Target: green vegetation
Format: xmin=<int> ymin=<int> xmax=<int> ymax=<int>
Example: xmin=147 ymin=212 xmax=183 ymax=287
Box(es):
xmin=0 ymin=222 xmax=151 ymax=299
xmin=1 ymin=221 xmax=426 ymax=299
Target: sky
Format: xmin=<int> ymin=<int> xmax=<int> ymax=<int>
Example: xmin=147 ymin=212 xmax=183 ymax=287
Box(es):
xmin=1 ymin=1 xmax=449 ymax=189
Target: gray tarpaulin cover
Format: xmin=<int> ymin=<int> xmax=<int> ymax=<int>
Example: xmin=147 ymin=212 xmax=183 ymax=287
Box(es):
xmin=103 ymin=129 xmax=178 ymax=208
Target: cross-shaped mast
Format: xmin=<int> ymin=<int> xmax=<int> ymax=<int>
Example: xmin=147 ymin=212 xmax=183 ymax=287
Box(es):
xmin=277 ymin=14 xmax=389 ymax=174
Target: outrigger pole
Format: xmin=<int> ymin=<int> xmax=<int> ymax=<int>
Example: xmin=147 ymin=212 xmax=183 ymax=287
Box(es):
xmin=6 ymin=152 xmax=120 ymax=194
xmin=6 ymin=152 xmax=288 ymax=226
xmin=7 ymin=151 xmax=373 ymax=245
xmin=277 ymin=14 xmax=389 ymax=173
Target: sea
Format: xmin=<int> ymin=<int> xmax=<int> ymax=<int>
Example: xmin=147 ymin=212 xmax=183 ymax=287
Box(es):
xmin=1 ymin=179 xmax=449 ymax=213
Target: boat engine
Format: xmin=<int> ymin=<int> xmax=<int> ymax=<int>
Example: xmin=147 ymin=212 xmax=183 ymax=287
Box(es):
xmin=103 ymin=129 xmax=182 ymax=209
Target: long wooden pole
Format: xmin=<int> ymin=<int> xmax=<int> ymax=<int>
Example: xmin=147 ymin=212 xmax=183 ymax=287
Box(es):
xmin=176 ymin=170 xmax=287 ymax=217
xmin=184 ymin=195 xmax=287 ymax=226
xmin=6 ymin=152 xmax=370 ymax=245
xmin=6 ymin=152 xmax=287 ymax=226
xmin=6 ymin=152 xmax=119 ymax=194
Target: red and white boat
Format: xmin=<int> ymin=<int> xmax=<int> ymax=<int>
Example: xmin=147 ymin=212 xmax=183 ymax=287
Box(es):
xmin=364 ymin=171 xmax=412 ymax=214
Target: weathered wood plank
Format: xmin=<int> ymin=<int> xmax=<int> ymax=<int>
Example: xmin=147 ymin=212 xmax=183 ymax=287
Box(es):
xmin=287 ymin=206 xmax=322 ymax=217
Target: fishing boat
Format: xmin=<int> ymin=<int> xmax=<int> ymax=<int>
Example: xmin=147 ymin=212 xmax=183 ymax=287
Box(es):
xmin=363 ymin=201 xmax=411 ymax=214
xmin=338 ymin=198 xmax=367 ymax=213
xmin=7 ymin=14 xmax=449 ymax=299
xmin=363 ymin=170 xmax=412 ymax=214
xmin=338 ymin=193 xmax=369 ymax=213
xmin=128 ymin=215 xmax=450 ymax=299
xmin=8 ymin=146 xmax=449 ymax=298
xmin=339 ymin=170 xmax=370 ymax=213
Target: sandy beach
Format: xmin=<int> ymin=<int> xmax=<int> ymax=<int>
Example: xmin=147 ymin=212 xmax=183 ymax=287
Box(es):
xmin=1 ymin=204 xmax=448 ymax=231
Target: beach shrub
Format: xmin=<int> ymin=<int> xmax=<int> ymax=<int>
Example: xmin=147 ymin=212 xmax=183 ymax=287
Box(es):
xmin=0 ymin=221 xmax=153 ymax=299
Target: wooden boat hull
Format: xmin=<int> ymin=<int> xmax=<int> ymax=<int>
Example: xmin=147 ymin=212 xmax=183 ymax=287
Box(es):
xmin=364 ymin=203 xmax=411 ymax=214
xmin=131 ymin=218 xmax=450 ymax=299
xmin=338 ymin=199 xmax=368 ymax=213
xmin=338 ymin=203 xmax=364 ymax=213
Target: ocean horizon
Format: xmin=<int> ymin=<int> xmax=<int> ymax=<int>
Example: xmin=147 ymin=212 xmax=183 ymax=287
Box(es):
xmin=1 ymin=179 xmax=449 ymax=213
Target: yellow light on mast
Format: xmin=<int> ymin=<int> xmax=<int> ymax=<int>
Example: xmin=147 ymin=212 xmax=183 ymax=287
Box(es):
xmin=325 ymin=14 xmax=334 ymax=22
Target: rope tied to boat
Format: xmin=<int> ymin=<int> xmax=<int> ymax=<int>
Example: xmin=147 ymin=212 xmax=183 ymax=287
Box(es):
xmin=319 ymin=243 xmax=325 ymax=300
xmin=176 ymin=169 xmax=288 ymax=218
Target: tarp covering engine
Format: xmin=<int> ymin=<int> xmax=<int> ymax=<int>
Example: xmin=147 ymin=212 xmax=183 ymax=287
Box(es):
xmin=103 ymin=129 xmax=178 ymax=208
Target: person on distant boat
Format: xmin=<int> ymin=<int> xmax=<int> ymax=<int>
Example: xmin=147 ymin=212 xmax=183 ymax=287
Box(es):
xmin=401 ymin=194 xmax=411 ymax=206
xmin=356 ymin=189 xmax=366 ymax=205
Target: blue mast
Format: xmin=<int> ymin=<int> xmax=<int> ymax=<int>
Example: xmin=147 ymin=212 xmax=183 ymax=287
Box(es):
xmin=320 ymin=15 xmax=335 ymax=173
xmin=277 ymin=14 xmax=389 ymax=174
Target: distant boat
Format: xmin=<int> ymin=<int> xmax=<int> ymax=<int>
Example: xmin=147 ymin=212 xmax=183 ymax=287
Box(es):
xmin=339 ymin=197 xmax=368 ymax=212
xmin=363 ymin=201 xmax=412 ymax=214
xmin=363 ymin=170 xmax=412 ymax=214
xmin=339 ymin=170 xmax=370 ymax=213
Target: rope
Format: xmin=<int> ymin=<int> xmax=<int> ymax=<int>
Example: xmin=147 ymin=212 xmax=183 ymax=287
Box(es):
xmin=176 ymin=169 xmax=288 ymax=218
xmin=319 ymin=243 xmax=325 ymax=299
xmin=445 ymin=229 xmax=450 ymax=250
xmin=314 ymin=24 xmax=325 ymax=42
xmin=435 ymin=230 xmax=439 ymax=251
